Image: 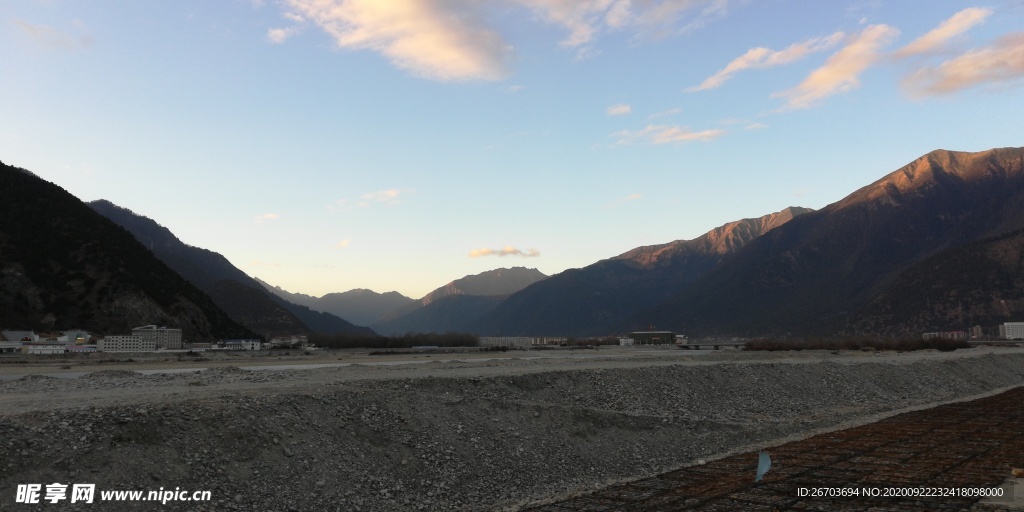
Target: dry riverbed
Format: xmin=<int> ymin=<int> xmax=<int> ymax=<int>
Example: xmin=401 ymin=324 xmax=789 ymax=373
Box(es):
xmin=2 ymin=346 xmax=1023 ymax=511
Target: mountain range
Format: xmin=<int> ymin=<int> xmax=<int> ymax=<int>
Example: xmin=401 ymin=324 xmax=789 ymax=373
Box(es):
xmin=0 ymin=161 xmax=253 ymax=340
xmin=88 ymin=200 xmax=374 ymax=338
xmin=4 ymin=146 xmax=1022 ymax=340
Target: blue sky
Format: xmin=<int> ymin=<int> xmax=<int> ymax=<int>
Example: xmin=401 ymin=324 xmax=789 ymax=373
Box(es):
xmin=2 ymin=0 xmax=1023 ymax=299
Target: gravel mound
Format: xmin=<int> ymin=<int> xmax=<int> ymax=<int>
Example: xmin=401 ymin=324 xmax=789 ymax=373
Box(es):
xmin=1 ymin=351 xmax=1023 ymax=511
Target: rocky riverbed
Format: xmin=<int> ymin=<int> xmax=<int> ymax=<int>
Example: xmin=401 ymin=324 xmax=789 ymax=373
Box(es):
xmin=2 ymin=348 xmax=1024 ymax=511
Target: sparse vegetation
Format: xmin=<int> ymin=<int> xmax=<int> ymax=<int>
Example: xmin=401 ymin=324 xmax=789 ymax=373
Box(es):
xmin=744 ymin=336 xmax=970 ymax=352
xmin=308 ymin=331 xmax=477 ymax=349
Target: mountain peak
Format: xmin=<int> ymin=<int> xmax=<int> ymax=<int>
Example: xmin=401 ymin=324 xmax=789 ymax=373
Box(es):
xmin=616 ymin=206 xmax=813 ymax=266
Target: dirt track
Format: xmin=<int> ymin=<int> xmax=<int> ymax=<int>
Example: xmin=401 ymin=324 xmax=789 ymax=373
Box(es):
xmin=2 ymin=347 xmax=1024 ymax=511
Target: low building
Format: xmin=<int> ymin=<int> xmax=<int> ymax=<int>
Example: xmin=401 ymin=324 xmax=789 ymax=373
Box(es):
xmin=629 ymin=331 xmax=675 ymax=345
xmin=66 ymin=345 xmax=97 ymax=353
xmin=98 ymin=335 xmax=156 ymax=352
xmin=132 ymin=325 xmax=183 ymax=349
xmin=619 ymin=338 xmax=635 ymax=346
xmin=479 ymin=337 xmax=533 ymax=348
xmin=922 ymin=331 xmax=968 ymax=341
xmin=24 ymin=344 xmax=67 ymax=355
xmin=0 ymin=342 xmax=23 ymax=353
xmin=1001 ymin=322 xmax=1024 ymax=340
xmin=224 ymin=339 xmax=261 ymax=351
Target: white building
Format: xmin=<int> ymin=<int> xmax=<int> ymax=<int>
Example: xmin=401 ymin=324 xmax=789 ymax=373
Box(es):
xmin=224 ymin=339 xmax=261 ymax=350
xmin=98 ymin=335 xmax=155 ymax=352
xmin=25 ymin=344 xmax=66 ymax=355
xmin=132 ymin=325 xmax=183 ymax=349
xmin=1 ymin=330 xmax=38 ymax=342
xmin=1000 ymin=322 xmax=1024 ymax=340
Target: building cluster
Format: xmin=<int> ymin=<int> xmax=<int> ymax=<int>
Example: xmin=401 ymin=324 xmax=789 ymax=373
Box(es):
xmin=923 ymin=322 xmax=1024 ymax=341
xmin=478 ymin=336 xmax=568 ymax=348
xmin=0 ymin=326 xmax=309 ymax=355
xmin=619 ymin=331 xmax=687 ymax=346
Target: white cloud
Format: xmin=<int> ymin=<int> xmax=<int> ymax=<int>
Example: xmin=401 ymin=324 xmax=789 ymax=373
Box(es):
xmin=282 ymin=0 xmax=513 ymax=81
xmin=468 ymin=246 xmax=541 ymax=258
xmin=613 ymin=124 xmax=725 ymax=145
xmin=267 ymin=27 xmax=297 ymax=43
xmin=335 ymin=239 xmax=351 ymax=248
xmin=894 ymin=7 xmax=992 ymax=58
xmin=774 ymin=24 xmax=899 ymax=110
xmin=744 ymin=122 xmax=769 ymax=130
xmin=902 ymin=33 xmax=1024 ymax=96
xmin=689 ymin=32 xmax=845 ymax=91
xmin=606 ymin=103 xmax=631 ymax=116
xmin=254 ymin=213 xmax=280 ymax=223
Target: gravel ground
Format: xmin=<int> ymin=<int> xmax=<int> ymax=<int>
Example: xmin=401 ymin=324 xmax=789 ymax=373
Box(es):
xmin=1 ymin=347 xmax=1023 ymax=511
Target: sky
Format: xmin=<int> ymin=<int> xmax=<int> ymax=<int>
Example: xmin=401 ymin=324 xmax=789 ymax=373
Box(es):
xmin=2 ymin=0 xmax=1023 ymax=299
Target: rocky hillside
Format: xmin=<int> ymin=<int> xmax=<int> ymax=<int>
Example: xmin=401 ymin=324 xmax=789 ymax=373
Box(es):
xmin=0 ymin=161 xmax=253 ymax=340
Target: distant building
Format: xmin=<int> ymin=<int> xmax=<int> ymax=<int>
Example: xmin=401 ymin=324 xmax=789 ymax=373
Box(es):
xmin=479 ymin=337 xmax=534 ymax=348
xmin=1001 ymin=322 xmax=1024 ymax=340
xmin=132 ymin=325 xmax=183 ymax=349
xmin=922 ymin=331 xmax=968 ymax=341
xmin=970 ymin=325 xmax=983 ymax=339
xmin=629 ymin=331 xmax=675 ymax=345
xmin=98 ymin=335 xmax=155 ymax=352
xmin=619 ymin=338 xmax=635 ymax=346
xmin=1 ymin=330 xmax=38 ymax=343
xmin=224 ymin=339 xmax=261 ymax=351
xmin=25 ymin=344 xmax=67 ymax=355
xmin=66 ymin=345 xmax=97 ymax=353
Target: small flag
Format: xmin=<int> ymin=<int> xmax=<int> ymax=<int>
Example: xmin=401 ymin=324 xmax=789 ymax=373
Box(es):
xmin=756 ymin=451 xmax=772 ymax=482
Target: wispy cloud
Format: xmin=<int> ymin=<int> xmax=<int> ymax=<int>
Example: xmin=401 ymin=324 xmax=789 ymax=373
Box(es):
xmin=267 ymin=27 xmax=298 ymax=43
xmin=648 ymin=107 xmax=682 ymax=120
xmin=276 ymin=0 xmax=728 ymax=79
xmin=360 ymin=188 xmax=411 ymax=205
xmin=254 ymin=213 xmax=280 ymax=224
xmin=894 ymin=7 xmax=992 ymax=58
xmin=468 ymin=246 xmax=540 ymax=258
xmin=773 ymin=24 xmax=899 ymax=110
xmin=689 ymin=32 xmax=845 ymax=91
xmin=613 ymin=124 xmax=725 ymax=145
xmin=606 ymin=103 xmax=631 ymax=116
xmin=902 ymin=32 xmax=1024 ymax=96
xmin=744 ymin=122 xmax=769 ymax=130
xmin=280 ymin=0 xmax=512 ymax=81
xmin=15 ymin=19 xmax=93 ymax=50
xmin=335 ymin=239 xmax=351 ymax=248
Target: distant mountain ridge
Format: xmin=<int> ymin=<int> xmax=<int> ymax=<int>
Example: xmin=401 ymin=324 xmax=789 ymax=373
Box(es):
xmin=471 ymin=207 xmax=813 ymax=336
xmin=254 ymin=279 xmax=415 ymax=327
xmin=0 ymin=161 xmax=253 ymax=340
xmin=89 ymin=200 xmax=374 ymax=337
xmin=372 ymin=267 xmax=548 ymax=335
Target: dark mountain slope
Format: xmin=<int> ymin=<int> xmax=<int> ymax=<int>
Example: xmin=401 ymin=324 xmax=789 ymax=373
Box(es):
xmin=473 ymin=207 xmax=812 ymax=336
xmin=89 ymin=200 xmax=374 ymax=337
xmin=0 ymin=161 xmax=253 ymax=340
xmin=643 ymin=147 xmax=1024 ymax=336
xmin=853 ymin=228 xmax=1024 ymax=336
